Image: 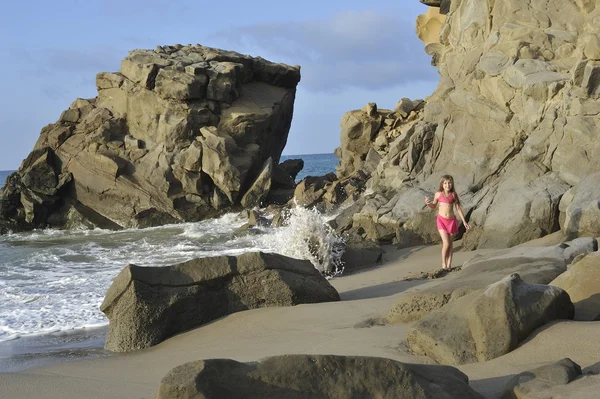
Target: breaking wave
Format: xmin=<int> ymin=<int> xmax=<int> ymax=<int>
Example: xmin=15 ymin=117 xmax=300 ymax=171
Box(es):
xmin=0 ymin=206 xmax=344 ymax=342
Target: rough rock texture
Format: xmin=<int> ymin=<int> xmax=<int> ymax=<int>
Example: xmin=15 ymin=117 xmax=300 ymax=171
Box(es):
xmin=559 ymin=172 xmax=600 ymax=239
xmin=100 ymin=252 xmax=340 ymax=352
xmin=405 ymin=274 xmax=575 ymax=365
xmin=521 ymin=373 xmax=600 ymax=399
xmin=155 ymin=354 xmax=484 ymax=399
xmin=416 ymin=7 xmax=446 ymax=45
xmin=307 ymin=1 xmax=600 ymax=250
xmin=387 ymin=242 xmax=587 ymax=323
xmin=0 ymin=44 xmax=300 ymax=230
xmin=501 ymin=358 xmax=582 ymax=399
xmin=551 ymin=250 xmax=600 ymax=320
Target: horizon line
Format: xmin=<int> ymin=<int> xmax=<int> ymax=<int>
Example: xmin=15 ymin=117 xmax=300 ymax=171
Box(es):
xmin=1 ymin=152 xmax=337 ymax=172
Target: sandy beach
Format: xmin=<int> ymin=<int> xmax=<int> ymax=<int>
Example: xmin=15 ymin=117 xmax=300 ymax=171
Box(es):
xmin=2 ymin=0 xmax=599 ymax=397
xmin=1 ymin=238 xmax=598 ymax=398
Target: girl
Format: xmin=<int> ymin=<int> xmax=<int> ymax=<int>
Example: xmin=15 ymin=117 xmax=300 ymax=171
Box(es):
xmin=424 ymin=175 xmax=470 ymax=270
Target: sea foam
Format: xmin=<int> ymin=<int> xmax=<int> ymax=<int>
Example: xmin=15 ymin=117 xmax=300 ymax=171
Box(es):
xmin=255 ymin=206 xmax=345 ymax=275
xmin=0 ymin=205 xmax=344 ymax=342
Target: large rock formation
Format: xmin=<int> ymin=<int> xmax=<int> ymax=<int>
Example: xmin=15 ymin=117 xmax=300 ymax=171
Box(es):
xmin=100 ymin=251 xmax=340 ymax=352
xmin=306 ymin=1 xmax=600 ymax=249
xmin=155 ymin=355 xmax=483 ymax=399
xmin=0 ymin=44 xmax=300 ymax=230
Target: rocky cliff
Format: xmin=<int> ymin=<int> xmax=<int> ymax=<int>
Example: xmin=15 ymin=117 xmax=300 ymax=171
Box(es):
xmin=0 ymin=45 xmax=300 ymax=230
xmin=3 ymin=2 xmax=599 ymax=250
xmin=299 ymin=0 xmax=600 ymax=249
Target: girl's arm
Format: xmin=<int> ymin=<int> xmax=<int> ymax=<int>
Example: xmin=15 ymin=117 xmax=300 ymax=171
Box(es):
xmin=425 ymin=192 xmax=439 ymax=209
xmin=455 ymin=194 xmax=470 ymax=229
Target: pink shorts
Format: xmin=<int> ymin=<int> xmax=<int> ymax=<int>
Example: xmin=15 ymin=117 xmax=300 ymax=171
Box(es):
xmin=437 ymin=214 xmax=458 ymax=235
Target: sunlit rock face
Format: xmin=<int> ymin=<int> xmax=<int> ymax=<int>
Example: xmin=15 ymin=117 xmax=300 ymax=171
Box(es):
xmin=424 ymin=0 xmax=599 ymax=186
xmin=327 ymin=1 xmax=600 ymax=249
xmin=416 ymin=7 xmax=446 ymax=45
xmin=419 ymin=0 xmax=599 ymax=248
xmin=0 ymin=44 xmax=300 ymax=229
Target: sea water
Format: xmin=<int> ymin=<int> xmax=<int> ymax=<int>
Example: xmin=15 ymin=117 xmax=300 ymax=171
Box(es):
xmin=0 ymin=170 xmax=12 ymax=187
xmin=0 ymin=154 xmax=340 ymax=349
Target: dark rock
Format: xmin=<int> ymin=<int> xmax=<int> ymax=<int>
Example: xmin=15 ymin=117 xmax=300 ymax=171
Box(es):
xmin=279 ymin=159 xmax=304 ymax=180
xmin=156 ymin=354 xmax=483 ymax=399
xmin=265 ymin=188 xmax=294 ymax=205
xmin=271 ymin=164 xmax=295 ymax=189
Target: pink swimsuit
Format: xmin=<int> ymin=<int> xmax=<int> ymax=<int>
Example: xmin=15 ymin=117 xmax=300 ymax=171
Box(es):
xmin=436 ymin=192 xmax=458 ymax=235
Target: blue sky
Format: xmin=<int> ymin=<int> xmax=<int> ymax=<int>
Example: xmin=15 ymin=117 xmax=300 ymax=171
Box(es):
xmin=0 ymin=0 xmax=438 ymax=170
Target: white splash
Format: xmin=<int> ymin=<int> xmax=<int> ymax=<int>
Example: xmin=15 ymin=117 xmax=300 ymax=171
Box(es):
xmin=256 ymin=206 xmax=345 ymax=276
xmin=0 ymin=207 xmax=346 ymax=342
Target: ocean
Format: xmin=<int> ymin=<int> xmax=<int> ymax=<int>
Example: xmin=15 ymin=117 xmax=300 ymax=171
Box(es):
xmin=0 ymin=170 xmax=12 ymax=188
xmin=0 ymin=153 xmax=340 ymax=371
xmin=282 ymin=153 xmax=338 ymax=181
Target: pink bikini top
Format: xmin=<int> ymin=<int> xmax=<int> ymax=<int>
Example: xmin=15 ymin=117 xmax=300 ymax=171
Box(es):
xmin=438 ymin=192 xmax=455 ymax=204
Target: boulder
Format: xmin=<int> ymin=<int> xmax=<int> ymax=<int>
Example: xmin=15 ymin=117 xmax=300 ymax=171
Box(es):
xmin=526 ymin=374 xmax=600 ymax=398
xmin=155 ymin=354 xmax=484 ymax=399
xmin=465 ymin=171 xmax=570 ymax=249
xmin=406 ymin=274 xmax=574 ymax=365
xmin=292 ymin=176 xmax=332 ymax=208
xmin=501 ymin=358 xmax=582 ymax=399
xmin=387 ymin=243 xmax=576 ymax=323
xmin=100 ymin=252 xmax=340 ymax=352
xmin=550 ymin=251 xmax=600 ymax=320
xmin=394 ymin=98 xmax=416 ymax=117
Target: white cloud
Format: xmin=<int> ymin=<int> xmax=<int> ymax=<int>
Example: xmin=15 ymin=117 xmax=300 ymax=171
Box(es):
xmin=212 ymin=9 xmax=438 ymax=92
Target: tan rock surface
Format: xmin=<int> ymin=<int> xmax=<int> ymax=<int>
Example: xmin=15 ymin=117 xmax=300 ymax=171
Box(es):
xmin=416 ymin=7 xmax=446 ymax=45
xmin=405 ymin=274 xmax=574 ymax=365
xmin=324 ymin=1 xmax=600 ymax=250
xmin=551 ymin=251 xmax=600 ymax=320
xmin=0 ymin=45 xmax=300 ymax=230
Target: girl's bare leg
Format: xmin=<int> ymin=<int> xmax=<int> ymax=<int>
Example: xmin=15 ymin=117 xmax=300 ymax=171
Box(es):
xmin=446 ymin=235 xmax=454 ymax=269
xmin=438 ymin=229 xmax=451 ymax=269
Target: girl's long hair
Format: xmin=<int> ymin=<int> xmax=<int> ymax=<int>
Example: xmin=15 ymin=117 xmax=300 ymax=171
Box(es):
xmin=438 ymin=175 xmax=460 ymax=205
